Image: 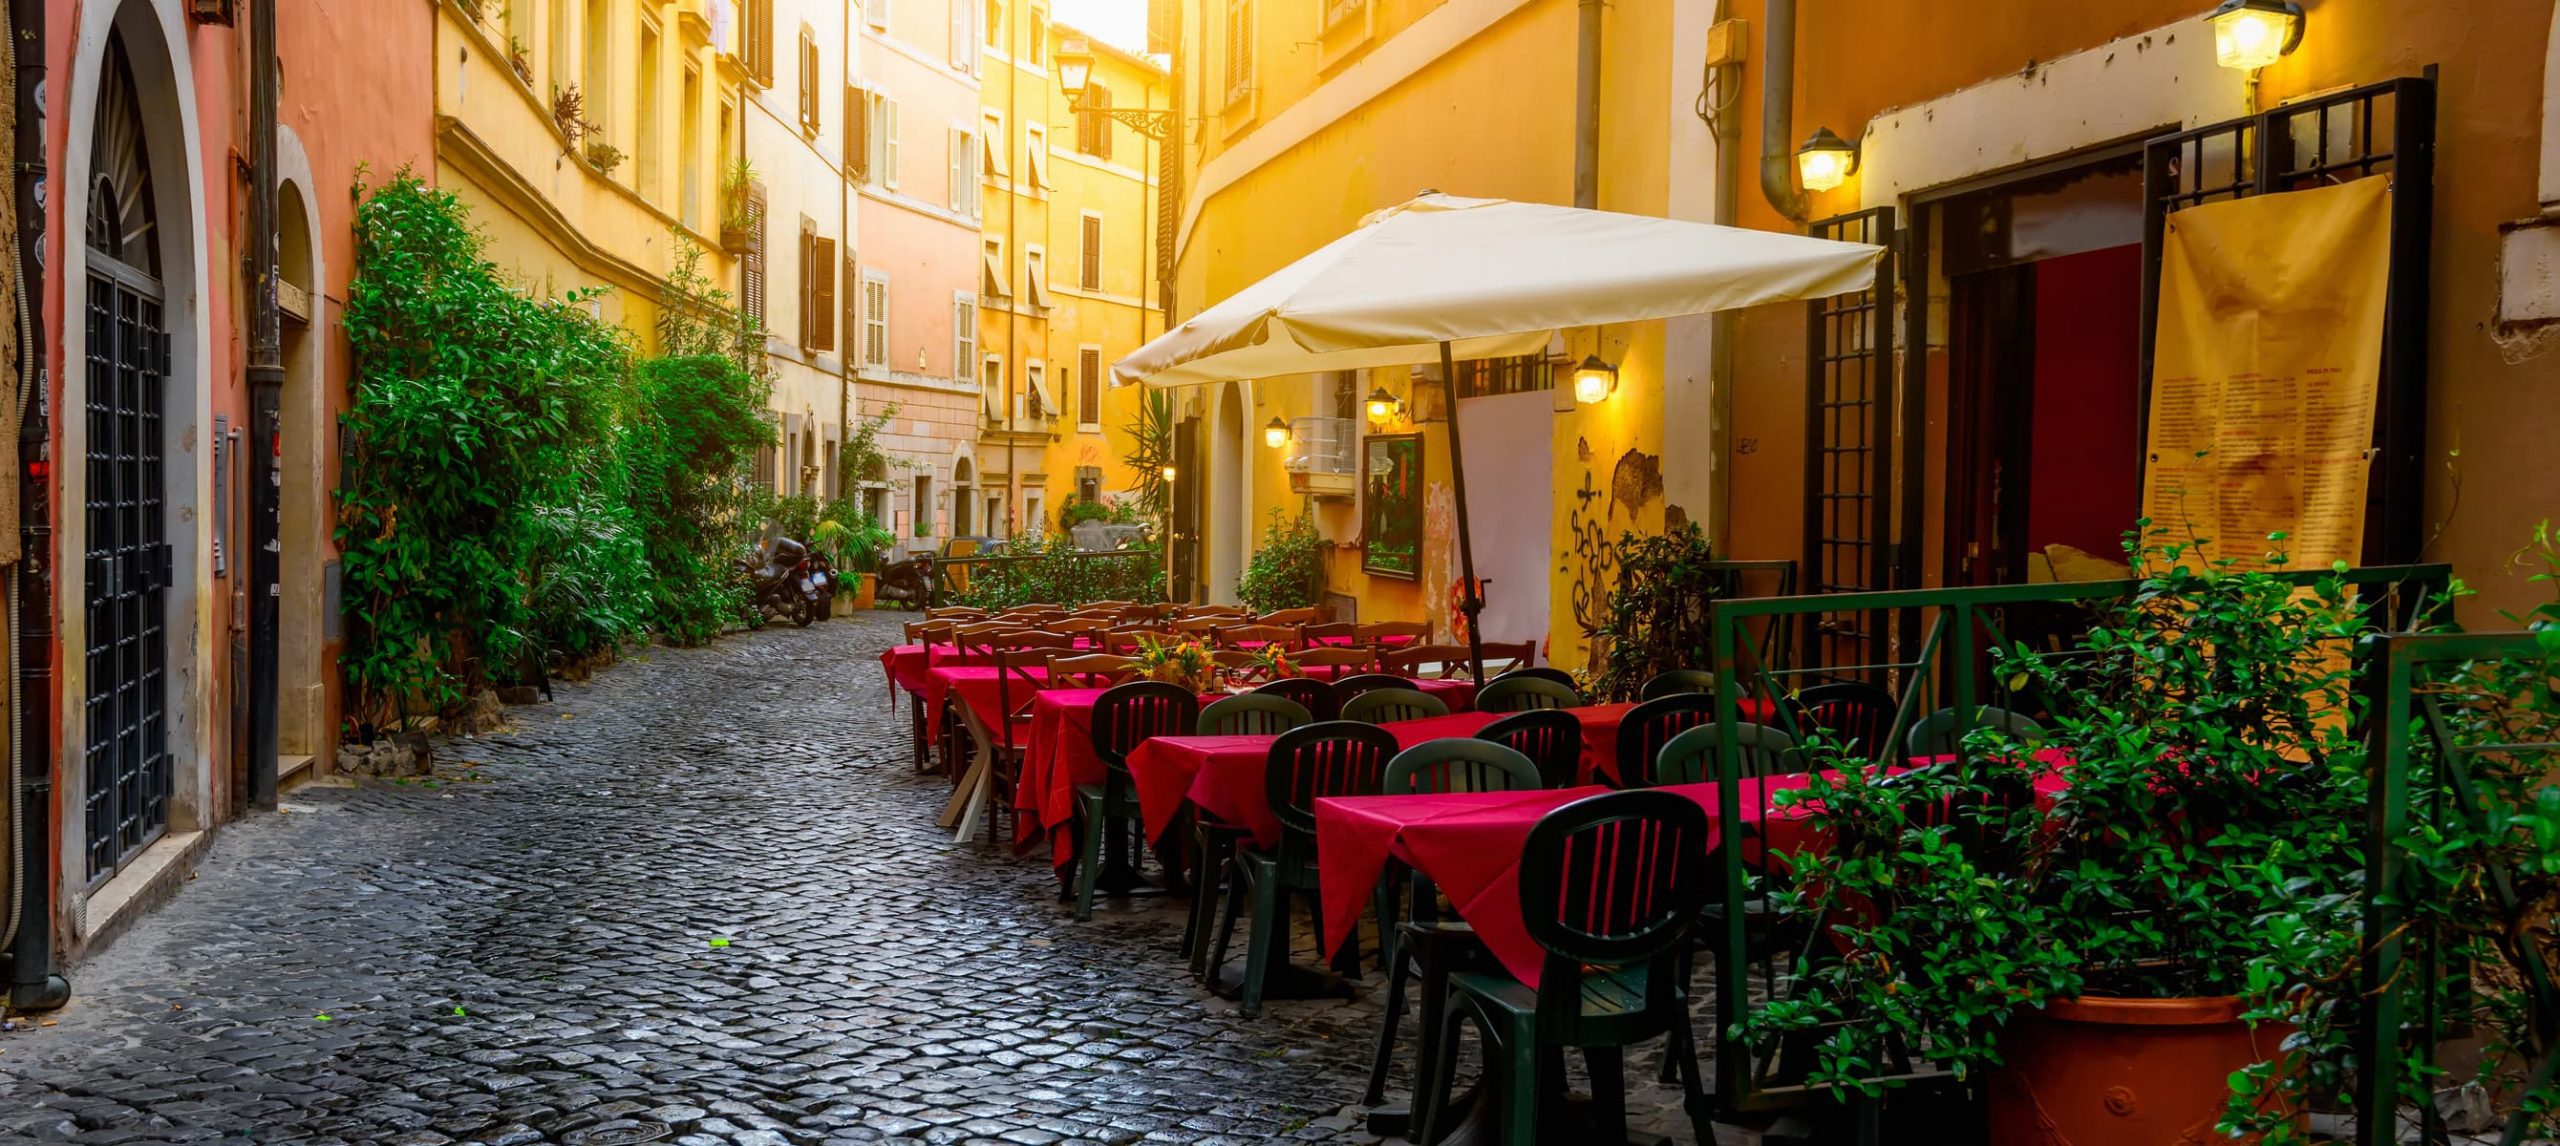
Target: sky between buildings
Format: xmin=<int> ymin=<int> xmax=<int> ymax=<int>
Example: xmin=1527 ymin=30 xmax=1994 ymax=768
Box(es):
xmin=1051 ymin=0 xmax=1148 ymax=56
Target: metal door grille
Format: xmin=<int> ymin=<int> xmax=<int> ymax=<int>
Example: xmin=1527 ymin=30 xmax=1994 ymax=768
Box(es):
xmin=2139 ymin=76 xmax=2434 ymax=563
xmin=1802 ymin=207 xmax=1896 ymax=681
xmin=83 ymin=265 xmax=172 ymax=883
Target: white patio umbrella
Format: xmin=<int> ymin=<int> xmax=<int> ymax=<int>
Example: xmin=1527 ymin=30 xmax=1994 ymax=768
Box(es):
xmin=1115 ymin=193 xmax=1884 ymax=677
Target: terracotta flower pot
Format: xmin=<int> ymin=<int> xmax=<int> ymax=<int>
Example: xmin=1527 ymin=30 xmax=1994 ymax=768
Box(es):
xmin=1988 ymin=995 xmax=2295 ymax=1146
xmin=851 ymin=572 xmax=877 ymax=611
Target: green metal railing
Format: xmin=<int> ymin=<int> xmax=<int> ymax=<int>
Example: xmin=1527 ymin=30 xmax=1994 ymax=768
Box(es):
xmin=929 ymin=546 xmax=1163 ymax=608
xmin=1701 ymin=563 xmax=2454 ymax=1115
xmin=2361 ymin=630 xmax=2560 ymax=1146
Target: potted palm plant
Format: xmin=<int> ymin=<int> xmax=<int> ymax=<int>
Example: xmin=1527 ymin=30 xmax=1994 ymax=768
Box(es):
xmin=1749 ymin=530 xmax=2388 ymax=1144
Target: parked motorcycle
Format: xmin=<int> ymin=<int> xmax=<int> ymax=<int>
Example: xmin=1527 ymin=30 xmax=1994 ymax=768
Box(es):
xmin=741 ymin=536 xmax=824 ymax=627
xmin=875 ymin=553 xmax=937 ymax=609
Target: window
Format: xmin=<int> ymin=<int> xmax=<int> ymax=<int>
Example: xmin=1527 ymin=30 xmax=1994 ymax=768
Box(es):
xmin=1451 ymin=354 xmax=1554 ymax=399
xmin=845 ymin=85 xmax=869 ymax=180
xmin=913 ymin=474 xmax=934 ymax=537
xmin=1023 ymin=491 xmax=1043 ymax=537
xmin=866 ymin=0 xmax=887 ymax=30
xmin=1078 ymin=346 xmax=1102 ymax=430
xmin=637 ymin=20 xmax=663 ymax=197
xmin=1077 ymin=84 xmax=1114 ymax=160
xmin=744 ymin=0 xmax=775 ymax=86
xmin=985 ymin=0 xmax=1002 ymax=47
xmin=874 ymin=95 xmax=900 ymax=188
xmin=859 ymin=267 xmax=889 ymax=372
xmin=1333 ymin=371 xmax=1358 ymax=419
xmin=801 ymin=221 xmax=837 ymax=352
xmin=1079 ymin=212 xmax=1103 ymax=291
xmin=1223 ymin=0 xmax=1254 ymax=104
xmin=550 ymin=0 xmax=575 ymax=95
xmin=583 ymin=0 xmax=612 ymax=134
xmin=949 ymin=0 xmax=976 ymax=71
xmin=982 ymin=354 xmax=1005 ymax=422
xmin=861 ymin=486 xmax=886 ymax=526
xmin=740 ymin=180 xmax=769 ymax=325
xmin=953 ymin=292 xmax=977 ymax=385
xmin=1025 ymin=360 xmax=1049 ymax=421
xmin=1024 ymin=123 xmax=1049 ymax=189
xmin=841 ymin=251 xmax=859 ymax=355
xmin=1024 ymin=247 xmax=1050 ymax=309
xmin=981 ymin=237 xmax=1009 ymax=298
xmin=1076 ymin=466 xmax=1101 ymax=505
xmin=1030 ymin=14 xmax=1046 ymax=63
xmin=797 ymin=28 xmax=820 ymax=136
xmin=982 ymin=111 xmax=1007 ymax=180
xmin=679 ymin=64 xmax=702 ymax=227
xmin=753 ymin=415 xmax=781 ymax=492
xmin=948 ymin=127 xmax=979 ymax=216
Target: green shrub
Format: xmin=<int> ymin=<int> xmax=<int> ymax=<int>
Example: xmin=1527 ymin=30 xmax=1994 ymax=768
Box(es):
xmin=949 ymin=533 xmax=1162 ymax=610
xmin=1580 ymin=521 xmax=1724 ymax=702
xmin=623 ymin=354 xmax=769 ymax=644
xmin=1235 ymin=506 xmax=1323 ymax=613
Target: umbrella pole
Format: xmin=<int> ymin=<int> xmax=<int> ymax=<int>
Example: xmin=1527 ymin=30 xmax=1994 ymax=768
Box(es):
xmin=1436 ymin=341 xmax=1489 ymax=684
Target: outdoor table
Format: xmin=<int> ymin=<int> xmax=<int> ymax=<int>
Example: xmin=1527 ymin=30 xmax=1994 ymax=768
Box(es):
xmin=1312 ymin=752 xmax=2073 ymax=989
xmin=1014 ymin=677 xmax=1479 ymax=870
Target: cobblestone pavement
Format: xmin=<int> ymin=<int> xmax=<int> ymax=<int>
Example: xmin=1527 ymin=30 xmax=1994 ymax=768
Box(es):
xmin=0 ymin=613 xmax=1742 ymax=1145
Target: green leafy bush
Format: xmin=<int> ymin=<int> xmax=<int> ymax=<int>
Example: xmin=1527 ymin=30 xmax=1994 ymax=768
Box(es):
xmin=947 ymin=533 xmax=1163 ymax=610
xmin=1234 ymin=506 xmax=1323 ymax=613
xmin=1581 ymin=521 xmax=1724 ymax=702
xmin=1059 ymin=498 xmax=1139 ymax=531
xmin=623 ymin=354 xmax=769 ymax=644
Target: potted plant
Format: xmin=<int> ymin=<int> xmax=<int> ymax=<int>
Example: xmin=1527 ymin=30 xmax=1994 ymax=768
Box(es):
xmin=1582 ymin=521 xmax=1724 ymax=702
xmin=1747 ymin=529 xmax=2383 ymax=1144
xmin=718 ymin=158 xmax=758 ymax=254
xmin=813 ymin=507 xmax=894 ymax=612
xmin=1235 ymin=504 xmax=1325 ymax=614
xmin=583 ymin=139 xmax=625 ymax=176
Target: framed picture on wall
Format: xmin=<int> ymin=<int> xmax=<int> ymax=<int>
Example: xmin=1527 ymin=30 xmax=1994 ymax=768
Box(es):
xmin=1361 ymin=432 xmax=1423 ymax=580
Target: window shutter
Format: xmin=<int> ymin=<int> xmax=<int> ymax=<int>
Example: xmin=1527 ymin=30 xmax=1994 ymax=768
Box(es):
xmin=884 ymin=99 xmax=900 ymax=188
xmin=862 ymin=273 xmax=889 ymax=369
xmin=982 ymin=119 xmax=1008 ymax=178
xmin=1080 ymin=348 xmax=1102 ymax=424
xmin=749 ymin=0 xmax=775 ymax=87
xmin=981 ymin=357 xmax=1005 ymax=421
xmin=1148 ymin=0 xmax=1175 ymax=54
xmin=1080 ymin=215 xmax=1102 ymax=291
xmin=982 ymin=242 xmax=1009 ymax=298
xmin=798 ymin=31 xmax=817 ymax=132
xmin=842 ymin=252 xmax=859 ymax=357
xmin=1078 ymin=86 xmax=1113 ymax=160
xmin=867 ymin=0 xmax=887 ymax=29
xmin=1025 ymin=251 xmax=1049 ymax=310
xmin=807 ymin=234 xmax=838 ymax=352
xmin=1025 ymin=127 xmax=1048 ymax=189
xmin=1225 ymin=0 xmax=1252 ymax=101
xmin=950 ymin=0 xmax=972 ymax=69
xmin=948 ymin=127 xmax=966 ymax=212
xmin=846 ymin=86 xmax=869 ymax=180
xmin=741 ymin=181 xmax=769 ymax=325
xmin=954 ymin=294 xmax=977 ymax=388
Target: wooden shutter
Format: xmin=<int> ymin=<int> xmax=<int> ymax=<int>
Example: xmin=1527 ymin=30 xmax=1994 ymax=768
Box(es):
xmin=1080 ymin=214 xmax=1102 ymax=290
xmin=884 ymin=99 xmax=900 ymax=187
xmin=741 ymin=181 xmax=769 ymax=325
xmin=954 ymin=294 xmax=976 ymax=386
xmin=1148 ymin=0 xmax=1175 ymax=54
xmin=1079 ymin=86 xmax=1113 ymax=161
xmin=806 ymin=233 xmax=838 ymax=352
xmin=1025 ymin=251 xmax=1050 ymax=309
xmin=1080 ymin=348 xmax=1102 ymax=425
xmin=798 ymin=31 xmax=819 ymax=134
xmin=846 ymin=86 xmax=869 ymax=180
xmin=1025 ymin=127 xmax=1048 ymax=189
xmin=862 ymin=274 xmax=889 ymax=369
xmin=948 ymin=127 xmax=967 ymax=212
xmin=843 ymin=252 xmax=860 ymax=355
xmin=748 ymin=0 xmax=775 ymax=87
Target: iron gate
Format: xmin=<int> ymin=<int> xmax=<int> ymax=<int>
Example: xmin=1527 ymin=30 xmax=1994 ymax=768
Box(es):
xmin=1802 ymin=207 xmax=1897 ymax=681
xmin=2138 ymin=75 xmax=2436 ymax=564
xmin=82 ymin=261 xmax=173 ymax=883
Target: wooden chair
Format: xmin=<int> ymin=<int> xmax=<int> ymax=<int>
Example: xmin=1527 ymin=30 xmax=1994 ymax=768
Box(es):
xmin=1048 ymin=616 xmax=1113 ymax=637
xmin=1382 ymin=643 xmax=1475 ymax=680
xmin=1073 ymin=682 xmax=1201 ymax=920
xmin=926 ymin=606 xmax=988 ymax=621
xmin=1419 ymin=792 xmax=1714 ymax=1145
xmin=903 ymin=621 xmax=958 ymax=772
xmin=1119 ymin=602 xmax=1178 ymax=623
xmin=1205 ymin=721 xmax=1400 ymax=1017
xmin=1047 ymin=653 xmax=1143 ymax=689
xmin=1208 ymin=648 xmax=1266 ymax=684
xmin=1355 ymin=621 xmax=1433 ymax=643
xmin=1171 ymin=616 xmax=1231 ymax=637
xmin=1611 ymin=693 xmax=1715 ymax=789
xmin=1476 ymin=709 xmax=1587 ymax=789
xmin=1294 ymin=646 xmax=1377 ymax=675
xmin=1342 ymin=687 xmax=1450 ymax=726
xmin=1302 ymin=621 xmax=1361 ymax=645
xmin=1214 ymin=624 xmax=1305 ymax=650
xmin=1102 ymin=626 xmax=1171 ymax=655
xmin=1257 ymin=606 xmax=1326 ymax=626
xmin=1255 ymin=677 xmax=1341 ymax=722
xmin=1182 ymin=603 xmax=1251 ymax=617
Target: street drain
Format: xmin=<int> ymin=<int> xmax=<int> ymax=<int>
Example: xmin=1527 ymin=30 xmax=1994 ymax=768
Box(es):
xmin=562 ymin=1121 xmax=672 ymax=1145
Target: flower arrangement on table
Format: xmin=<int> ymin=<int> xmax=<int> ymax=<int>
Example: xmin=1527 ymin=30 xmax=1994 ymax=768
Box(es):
xmin=1250 ymin=643 xmax=1301 ymax=681
xmin=1133 ymin=635 xmax=1217 ymax=694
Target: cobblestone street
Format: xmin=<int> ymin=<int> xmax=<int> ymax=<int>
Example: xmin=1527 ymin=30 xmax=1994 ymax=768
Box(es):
xmin=0 ymin=613 xmax=1732 ymax=1145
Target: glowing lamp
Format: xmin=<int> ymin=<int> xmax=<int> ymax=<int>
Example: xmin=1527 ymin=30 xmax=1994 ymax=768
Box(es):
xmin=1571 ymin=356 xmax=1618 ymax=405
xmin=2208 ymin=0 xmax=2303 ymax=72
xmin=1795 ymin=127 xmax=1858 ymax=193
xmin=1055 ymin=39 xmax=1094 ymax=96
xmin=1263 ymin=416 xmax=1290 ymax=449
xmin=1364 ymin=387 xmax=1399 ymax=426
xmin=1161 ymin=464 xmax=1177 ymax=483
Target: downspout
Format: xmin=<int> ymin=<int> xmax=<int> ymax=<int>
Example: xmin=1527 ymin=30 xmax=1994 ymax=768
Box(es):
xmin=1759 ymin=0 xmax=1809 ymax=223
xmin=839 ymin=0 xmax=852 ymax=499
xmin=1707 ymin=0 xmax=1743 ymax=544
xmin=7 ymin=0 xmax=68 ymax=1012
xmin=246 ymin=0 xmax=283 ymax=812
xmin=1573 ymin=0 xmax=1601 ymax=209
xmin=1002 ymin=0 xmax=1017 ymax=538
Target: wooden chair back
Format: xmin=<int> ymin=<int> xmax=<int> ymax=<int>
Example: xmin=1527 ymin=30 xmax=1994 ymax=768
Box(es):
xmin=1046 ymin=653 xmax=1144 ymax=689
xmin=1215 ymin=624 xmax=1304 ymax=650
xmin=1257 ymin=606 xmax=1325 ymax=626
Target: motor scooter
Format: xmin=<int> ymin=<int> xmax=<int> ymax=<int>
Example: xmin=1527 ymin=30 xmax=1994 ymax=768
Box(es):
xmin=741 ymin=536 xmax=823 ymax=627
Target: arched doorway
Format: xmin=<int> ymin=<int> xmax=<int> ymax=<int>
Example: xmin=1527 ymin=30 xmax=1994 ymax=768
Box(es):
xmin=276 ymin=164 xmax=328 ymax=758
xmin=74 ymin=18 xmax=193 ymax=883
xmin=1207 ymin=382 xmax=1246 ymax=604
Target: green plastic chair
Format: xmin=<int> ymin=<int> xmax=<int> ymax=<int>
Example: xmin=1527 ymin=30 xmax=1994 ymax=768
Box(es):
xmin=1341 ymin=686 xmax=1450 ymax=726
xmin=1182 ymin=693 xmax=1317 ymax=969
xmin=1640 ymin=669 xmax=1717 ymax=700
xmin=1421 ymin=791 xmax=1715 ymax=1144
xmin=1474 ymin=675 xmax=1581 ymax=714
xmin=1487 ymin=666 xmax=1577 ymax=691
xmin=1365 ymin=739 xmax=1541 ymax=1107
xmin=1476 ymin=709 xmax=1587 ymax=789
xmin=1905 ymin=705 xmax=2049 ymax=759
xmin=1072 ymin=682 xmax=1200 ymax=921
xmin=1198 ymin=693 xmax=1315 ymax=737
xmin=1610 ymin=693 xmax=1714 ymax=788
xmin=1652 ymin=722 xmax=1802 ymax=786
xmin=1204 ymin=721 xmax=1401 ymax=1018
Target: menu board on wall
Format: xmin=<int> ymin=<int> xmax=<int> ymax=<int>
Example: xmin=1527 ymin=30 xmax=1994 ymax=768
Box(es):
xmin=2141 ymin=176 xmax=2392 ymax=571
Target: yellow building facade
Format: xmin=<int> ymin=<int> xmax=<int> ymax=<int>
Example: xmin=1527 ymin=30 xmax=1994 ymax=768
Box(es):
xmin=435 ymin=0 xmax=745 ymax=350
xmin=1165 ymin=0 xmax=1673 ymax=667
xmin=977 ymin=11 xmax=1169 ymax=537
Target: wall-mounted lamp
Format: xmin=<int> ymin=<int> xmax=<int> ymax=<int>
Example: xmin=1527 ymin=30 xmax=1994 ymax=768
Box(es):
xmin=1364 ymin=386 xmax=1401 ymax=427
xmin=1795 ymin=127 xmax=1859 ymax=194
xmin=1161 ymin=464 xmax=1178 ymax=483
xmin=1263 ymin=416 xmax=1290 ymax=449
xmin=2207 ymin=0 xmax=2304 ymax=72
xmin=1571 ymin=355 xmax=1619 ymax=405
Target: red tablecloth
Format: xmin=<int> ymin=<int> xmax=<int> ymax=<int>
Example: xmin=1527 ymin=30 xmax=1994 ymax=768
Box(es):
xmin=881 ymin=643 xmax=936 ymax=695
xmin=1012 ymin=676 xmax=1476 ymax=868
xmin=1313 ymin=754 xmax=2071 ymax=989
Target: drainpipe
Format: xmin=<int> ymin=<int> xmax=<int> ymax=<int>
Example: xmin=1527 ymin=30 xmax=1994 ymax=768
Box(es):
xmin=839 ymin=0 xmax=852 ymax=497
xmin=1758 ymin=0 xmax=1809 ymax=224
xmin=1707 ymin=0 xmax=1742 ymax=545
xmin=1573 ymin=0 xmax=1601 ymax=209
xmin=7 ymin=0 xmax=68 ymax=1012
xmin=245 ymin=0 xmax=282 ymax=811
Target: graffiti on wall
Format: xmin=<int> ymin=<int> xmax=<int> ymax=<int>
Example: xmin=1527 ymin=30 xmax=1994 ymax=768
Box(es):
xmin=1563 ymin=439 xmax=1665 ymax=668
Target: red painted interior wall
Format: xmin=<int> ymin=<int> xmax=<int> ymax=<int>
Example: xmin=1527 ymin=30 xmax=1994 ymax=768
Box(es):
xmin=2025 ymin=244 xmax=2143 ymax=560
